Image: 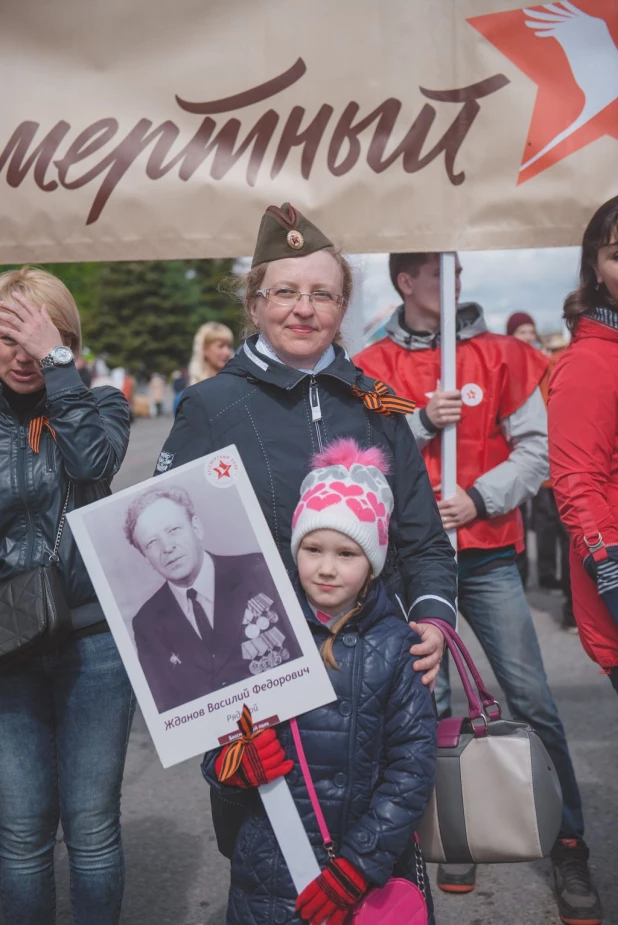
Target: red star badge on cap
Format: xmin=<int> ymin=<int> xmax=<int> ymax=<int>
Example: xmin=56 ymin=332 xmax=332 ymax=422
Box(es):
xmin=214 ymin=461 xmax=232 ymax=480
xmin=468 ymin=1 xmax=618 ymax=184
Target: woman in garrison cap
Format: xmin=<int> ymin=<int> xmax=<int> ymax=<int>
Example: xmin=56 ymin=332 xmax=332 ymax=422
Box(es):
xmin=155 ymin=203 xmax=456 ymax=841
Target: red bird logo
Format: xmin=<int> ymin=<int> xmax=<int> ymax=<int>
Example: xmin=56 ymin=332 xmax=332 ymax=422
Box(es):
xmin=468 ymin=1 xmax=618 ymax=183
xmin=214 ymin=461 xmax=232 ymax=480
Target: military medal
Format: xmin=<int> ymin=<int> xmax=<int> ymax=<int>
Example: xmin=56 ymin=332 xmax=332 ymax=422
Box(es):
xmin=240 ymin=593 xmax=290 ymax=675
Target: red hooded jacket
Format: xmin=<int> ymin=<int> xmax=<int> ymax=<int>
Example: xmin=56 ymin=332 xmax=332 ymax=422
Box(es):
xmin=548 ymin=316 xmax=618 ymax=668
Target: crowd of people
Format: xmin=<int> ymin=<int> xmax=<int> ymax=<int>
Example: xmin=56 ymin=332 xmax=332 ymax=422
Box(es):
xmin=0 ymin=193 xmax=615 ymax=925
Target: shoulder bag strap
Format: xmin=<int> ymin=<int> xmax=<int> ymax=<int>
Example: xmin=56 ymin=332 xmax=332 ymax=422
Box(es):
xmin=290 ymin=717 xmax=426 ymax=897
xmin=290 ymin=717 xmax=336 ymax=858
xmin=49 ymin=481 xmax=72 ymax=565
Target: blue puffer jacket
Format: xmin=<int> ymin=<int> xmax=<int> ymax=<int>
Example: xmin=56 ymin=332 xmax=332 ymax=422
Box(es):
xmin=202 ymin=580 xmax=437 ymax=925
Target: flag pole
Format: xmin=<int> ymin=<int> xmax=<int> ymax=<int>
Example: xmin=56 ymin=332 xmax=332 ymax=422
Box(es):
xmin=440 ymin=252 xmax=457 ymax=553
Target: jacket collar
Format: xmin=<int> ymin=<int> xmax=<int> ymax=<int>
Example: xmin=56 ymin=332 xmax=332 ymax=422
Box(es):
xmin=0 ymin=382 xmax=47 ymax=421
xmin=385 ymin=301 xmax=488 ymax=351
xmin=294 ymin=575 xmax=396 ymax=636
xmin=223 ymin=334 xmax=364 ymax=391
xmin=575 ymin=313 xmax=618 ymax=344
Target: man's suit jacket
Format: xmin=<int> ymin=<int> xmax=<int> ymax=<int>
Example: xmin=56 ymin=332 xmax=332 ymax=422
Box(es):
xmin=132 ymin=552 xmax=302 ymax=713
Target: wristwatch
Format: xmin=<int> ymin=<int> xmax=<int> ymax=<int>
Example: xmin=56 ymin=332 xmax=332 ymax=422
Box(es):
xmin=39 ymin=346 xmax=75 ymax=369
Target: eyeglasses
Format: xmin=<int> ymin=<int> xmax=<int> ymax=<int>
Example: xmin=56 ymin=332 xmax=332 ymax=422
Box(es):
xmin=256 ymin=287 xmax=344 ymax=310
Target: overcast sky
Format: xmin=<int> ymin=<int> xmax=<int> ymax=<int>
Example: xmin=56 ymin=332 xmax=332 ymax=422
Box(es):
xmin=352 ymin=247 xmax=581 ymax=336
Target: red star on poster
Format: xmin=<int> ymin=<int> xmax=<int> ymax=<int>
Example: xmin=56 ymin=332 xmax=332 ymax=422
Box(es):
xmin=468 ymin=1 xmax=618 ymax=184
xmin=214 ymin=461 xmax=232 ymax=480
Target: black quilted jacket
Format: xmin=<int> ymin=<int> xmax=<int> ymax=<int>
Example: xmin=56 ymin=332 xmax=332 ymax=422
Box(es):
xmin=0 ymin=364 xmax=130 ymax=608
xmin=202 ymin=580 xmax=437 ymax=925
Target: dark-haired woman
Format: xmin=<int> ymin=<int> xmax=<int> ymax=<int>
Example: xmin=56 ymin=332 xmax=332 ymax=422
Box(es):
xmin=548 ymin=195 xmax=618 ymax=693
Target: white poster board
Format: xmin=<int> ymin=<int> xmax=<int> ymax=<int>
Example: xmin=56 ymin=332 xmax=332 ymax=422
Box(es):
xmin=67 ymin=445 xmax=336 ymax=769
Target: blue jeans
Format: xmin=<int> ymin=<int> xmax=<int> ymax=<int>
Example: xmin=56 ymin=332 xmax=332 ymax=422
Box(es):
xmin=434 ymin=562 xmax=584 ymax=839
xmin=0 ymin=631 xmax=135 ymax=925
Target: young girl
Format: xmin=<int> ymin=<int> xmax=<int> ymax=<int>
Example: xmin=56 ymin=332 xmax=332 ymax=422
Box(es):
xmin=202 ymin=439 xmax=437 ymax=925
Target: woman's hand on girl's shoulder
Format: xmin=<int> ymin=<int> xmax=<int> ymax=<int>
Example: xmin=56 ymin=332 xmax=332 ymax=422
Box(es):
xmin=407 ymin=621 xmax=446 ymax=691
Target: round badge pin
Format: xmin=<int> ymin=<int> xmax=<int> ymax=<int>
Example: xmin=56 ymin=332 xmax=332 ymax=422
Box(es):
xmin=245 ymin=624 xmax=260 ymax=639
xmin=287 ymin=229 xmax=304 ymax=250
xmin=461 ymin=383 xmax=484 ymax=407
xmin=256 ymin=616 xmax=270 ymax=631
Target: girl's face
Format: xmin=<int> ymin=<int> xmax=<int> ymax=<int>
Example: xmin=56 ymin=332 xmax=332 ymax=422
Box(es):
xmin=203 ymin=338 xmax=233 ymax=371
xmin=297 ymin=529 xmax=371 ymax=615
xmin=595 ymin=236 xmax=618 ymax=304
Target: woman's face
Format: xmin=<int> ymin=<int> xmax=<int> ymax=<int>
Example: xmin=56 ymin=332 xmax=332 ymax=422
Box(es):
xmin=250 ymin=251 xmax=345 ymax=370
xmin=0 ymin=337 xmax=45 ymax=393
xmin=595 ymin=235 xmax=618 ymax=303
xmin=203 ymin=338 xmax=233 ymax=371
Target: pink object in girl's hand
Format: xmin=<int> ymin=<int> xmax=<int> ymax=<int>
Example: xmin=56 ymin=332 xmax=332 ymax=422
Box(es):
xmin=350 ymin=878 xmax=427 ymax=925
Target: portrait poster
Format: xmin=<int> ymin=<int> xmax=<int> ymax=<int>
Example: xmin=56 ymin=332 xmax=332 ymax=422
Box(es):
xmin=67 ymin=445 xmax=336 ymax=768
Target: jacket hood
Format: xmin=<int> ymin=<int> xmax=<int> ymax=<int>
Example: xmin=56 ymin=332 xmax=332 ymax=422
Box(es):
xmin=385 ymin=301 xmax=487 ymax=351
xmin=294 ymin=575 xmax=398 ymax=637
xmin=222 ymin=334 xmax=365 ymax=391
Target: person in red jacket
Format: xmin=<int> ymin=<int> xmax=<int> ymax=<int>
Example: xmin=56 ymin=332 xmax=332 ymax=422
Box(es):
xmin=355 ymin=253 xmax=601 ymax=925
xmin=549 ymin=195 xmax=618 ymax=692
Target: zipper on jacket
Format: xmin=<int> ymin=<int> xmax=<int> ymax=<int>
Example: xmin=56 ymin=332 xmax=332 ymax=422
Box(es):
xmin=341 ymin=637 xmax=361 ymax=839
xmin=46 ymin=430 xmax=56 ymax=472
xmin=18 ymin=425 xmax=36 ymax=564
xmin=309 ymin=377 xmax=324 ymax=452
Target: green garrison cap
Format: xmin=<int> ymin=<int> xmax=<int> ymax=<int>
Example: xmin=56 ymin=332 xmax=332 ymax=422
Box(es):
xmin=251 ymin=202 xmax=333 ymax=268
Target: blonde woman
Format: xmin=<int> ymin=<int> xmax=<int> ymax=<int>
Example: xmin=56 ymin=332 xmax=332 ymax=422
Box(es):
xmin=0 ymin=267 xmax=134 ymax=925
xmin=188 ymin=321 xmax=234 ymax=385
xmin=157 ymin=202 xmax=455 ymax=865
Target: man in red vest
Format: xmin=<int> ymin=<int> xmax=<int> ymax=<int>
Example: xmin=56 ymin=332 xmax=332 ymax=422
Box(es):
xmin=354 ymin=253 xmax=600 ymax=925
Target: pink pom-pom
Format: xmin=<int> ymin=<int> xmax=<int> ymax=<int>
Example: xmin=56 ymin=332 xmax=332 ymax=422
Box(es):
xmin=312 ymin=438 xmax=390 ymax=474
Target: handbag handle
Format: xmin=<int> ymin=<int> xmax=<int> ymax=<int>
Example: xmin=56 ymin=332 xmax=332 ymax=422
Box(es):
xmin=418 ymin=618 xmax=501 ymax=733
xmin=420 ymin=618 xmax=501 ymax=717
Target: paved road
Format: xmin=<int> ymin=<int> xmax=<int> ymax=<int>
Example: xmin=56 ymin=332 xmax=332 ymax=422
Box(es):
xmin=55 ymin=418 xmax=617 ymax=924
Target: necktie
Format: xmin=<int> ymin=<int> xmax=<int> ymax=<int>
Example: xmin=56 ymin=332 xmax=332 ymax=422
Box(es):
xmin=187 ymin=588 xmax=213 ymax=645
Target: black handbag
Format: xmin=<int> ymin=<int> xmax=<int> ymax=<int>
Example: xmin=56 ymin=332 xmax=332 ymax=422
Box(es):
xmin=0 ymin=483 xmax=73 ymax=666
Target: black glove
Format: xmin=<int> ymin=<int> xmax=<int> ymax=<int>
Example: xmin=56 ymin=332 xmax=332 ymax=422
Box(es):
xmin=584 ymin=545 xmax=618 ymax=624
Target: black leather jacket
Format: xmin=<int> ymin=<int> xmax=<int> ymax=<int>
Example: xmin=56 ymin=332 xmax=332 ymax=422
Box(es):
xmin=0 ymin=363 xmax=130 ymax=608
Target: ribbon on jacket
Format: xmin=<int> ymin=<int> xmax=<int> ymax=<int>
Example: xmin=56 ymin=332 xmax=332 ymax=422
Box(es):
xmin=28 ymin=416 xmax=56 ymax=454
xmin=217 ymin=704 xmax=260 ymax=782
xmin=351 ymin=380 xmax=416 ymax=417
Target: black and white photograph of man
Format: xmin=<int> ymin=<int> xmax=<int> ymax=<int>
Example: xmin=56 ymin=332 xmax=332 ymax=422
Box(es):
xmin=121 ymin=484 xmax=302 ymax=713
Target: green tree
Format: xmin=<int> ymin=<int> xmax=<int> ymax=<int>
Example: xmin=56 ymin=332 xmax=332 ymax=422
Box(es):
xmin=184 ymin=258 xmax=242 ymax=338
xmin=82 ymin=258 xmax=236 ymax=376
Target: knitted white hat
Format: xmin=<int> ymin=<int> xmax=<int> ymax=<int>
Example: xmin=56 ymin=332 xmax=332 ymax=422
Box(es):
xmin=291 ymin=438 xmax=394 ymax=576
